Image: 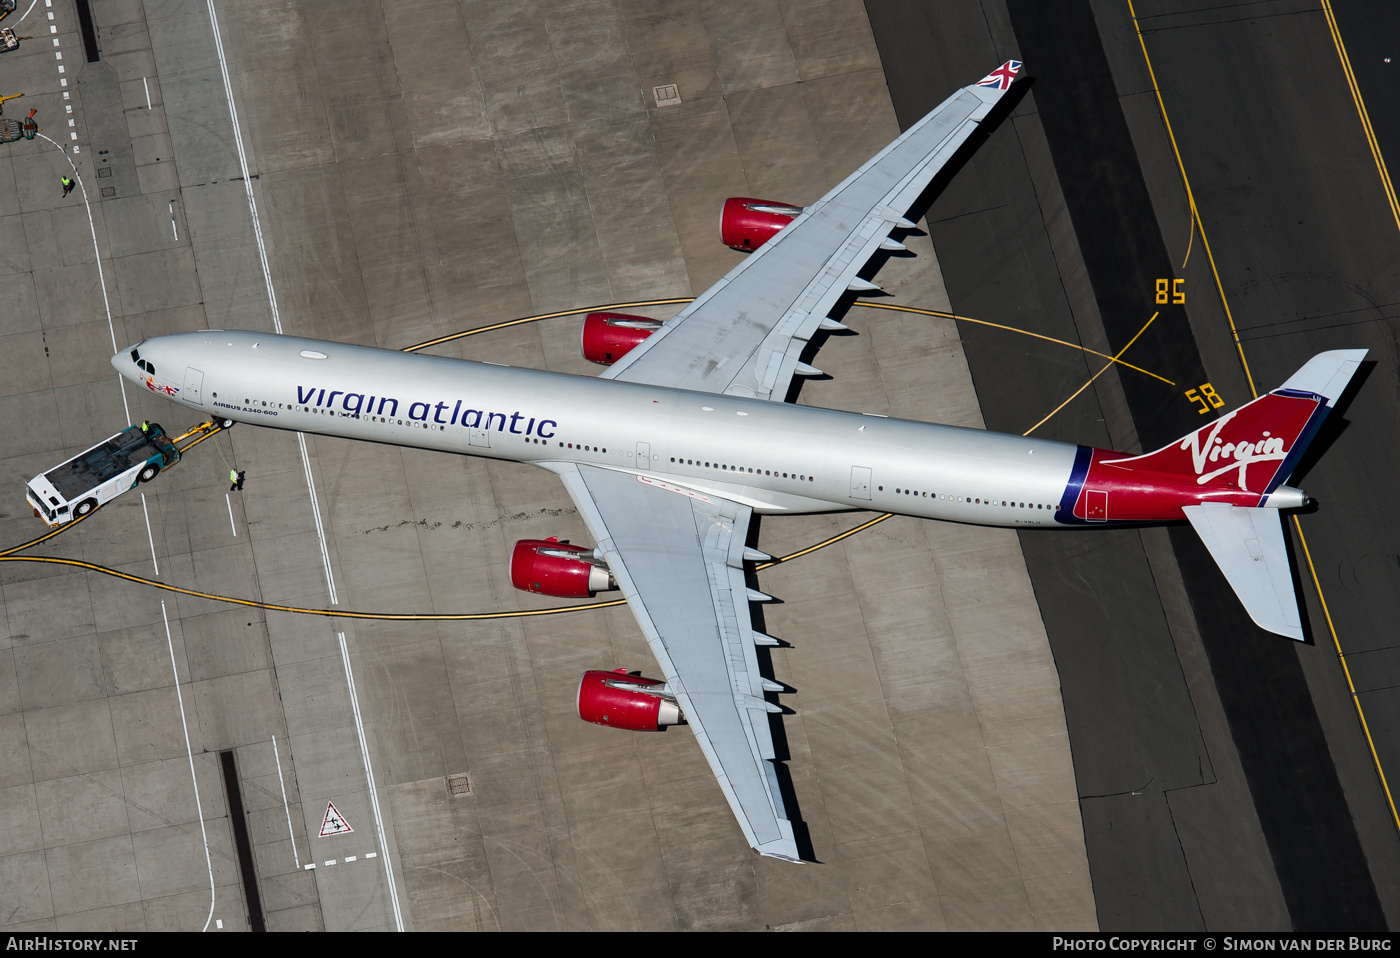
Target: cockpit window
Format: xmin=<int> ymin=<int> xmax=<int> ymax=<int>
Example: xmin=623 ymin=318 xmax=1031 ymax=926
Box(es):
xmin=130 ymin=348 xmax=140 ymax=362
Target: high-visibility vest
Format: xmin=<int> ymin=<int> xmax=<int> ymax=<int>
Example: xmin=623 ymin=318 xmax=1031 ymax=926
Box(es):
xmin=230 ymin=470 xmax=238 ymax=483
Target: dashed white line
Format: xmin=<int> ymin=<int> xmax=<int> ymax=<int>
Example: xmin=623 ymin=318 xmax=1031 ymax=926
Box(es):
xmin=226 ymin=493 xmax=236 ymax=536
xmin=304 ymin=850 xmax=377 ymax=870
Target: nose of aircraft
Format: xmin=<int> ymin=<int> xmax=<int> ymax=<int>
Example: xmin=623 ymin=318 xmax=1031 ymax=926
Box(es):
xmin=112 ymin=347 xmax=136 ymax=382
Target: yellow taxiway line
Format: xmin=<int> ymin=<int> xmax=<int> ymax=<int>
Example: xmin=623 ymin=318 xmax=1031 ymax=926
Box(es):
xmin=1128 ymin=0 xmax=1400 ymax=835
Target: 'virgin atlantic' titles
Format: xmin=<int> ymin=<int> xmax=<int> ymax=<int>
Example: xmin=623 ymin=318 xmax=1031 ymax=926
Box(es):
xmin=295 ymin=385 xmax=559 ymax=438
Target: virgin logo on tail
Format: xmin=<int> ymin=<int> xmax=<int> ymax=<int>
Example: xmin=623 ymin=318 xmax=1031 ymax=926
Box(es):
xmin=1179 ymin=410 xmax=1288 ymax=490
xmin=1103 ymin=390 xmax=1323 ymax=495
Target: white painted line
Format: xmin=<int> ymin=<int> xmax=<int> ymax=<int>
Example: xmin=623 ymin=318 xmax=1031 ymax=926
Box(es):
xmin=324 ymin=860 xmax=336 ymax=867
xmin=170 ymin=199 xmax=178 ymax=241
xmin=337 ymin=631 xmax=404 ymax=930
xmin=344 ymin=855 xmax=357 ymax=862
xmin=215 ymin=920 xmax=222 ymax=930
xmin=204 ymin=0 xmax=338 ymax=605
xmin=304 ymin=863 xmax=315 ymax=870
xmin=144 ymin=76 xmax=151 ymax=110
xmin=16 ymin=1 xmax=37 ymax=26
xmin=162 ymin=601 xmax=216 ymax=932
xmin=34 ymin=133 xmax=129 ymax=424
xmin=366 ymin=851 xmax=378 ymax=859
xmin=272 ymin=735 xmax=298 ymax=868
xmin=139 ymin=492 xmax=158 ymax=574
xmin=225 ymin=493 xmax=236 ymax=536
xmin=297 ymin=436 xmax=337 ymax=603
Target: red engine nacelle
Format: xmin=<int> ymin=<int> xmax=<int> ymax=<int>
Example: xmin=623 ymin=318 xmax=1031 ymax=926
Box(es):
xmin=577 ymin=669 xmax=684 ymax=731
xmin=720 ymin=196 xmax=802 ymax=252
xmin=580 ymin=312 xmax=663 ymax=366
xmin=510 ymin=537 xmax=616 ymax=597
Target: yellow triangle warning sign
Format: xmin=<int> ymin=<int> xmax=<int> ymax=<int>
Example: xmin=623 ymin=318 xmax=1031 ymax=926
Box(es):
xmin=319 ymin=801 xmax=354 ymax=837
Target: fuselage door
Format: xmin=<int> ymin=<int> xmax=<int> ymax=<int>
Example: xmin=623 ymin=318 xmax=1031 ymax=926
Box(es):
xmin=850 ymin=465 xmax=872 ymax=500
xmin=636 ymin=441 xmax=651 ymax=470
xmin=1086 ymin=490 xmax=1107 ymax=522
xmin=183 ymin=367 xmax=204 ymax=405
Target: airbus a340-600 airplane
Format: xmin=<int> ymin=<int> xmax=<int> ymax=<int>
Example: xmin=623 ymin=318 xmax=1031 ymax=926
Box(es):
xmin=113 ymin=62 xmax=1363 ymax=862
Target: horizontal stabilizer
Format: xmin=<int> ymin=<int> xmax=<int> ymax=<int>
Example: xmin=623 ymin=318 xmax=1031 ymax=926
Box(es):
xmin=1183 ymin=504 xmax=1303 ymax=641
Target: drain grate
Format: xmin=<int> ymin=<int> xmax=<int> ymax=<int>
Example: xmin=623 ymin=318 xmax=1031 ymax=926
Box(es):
xmin=446 ymin=772 xmax=472 ymax=797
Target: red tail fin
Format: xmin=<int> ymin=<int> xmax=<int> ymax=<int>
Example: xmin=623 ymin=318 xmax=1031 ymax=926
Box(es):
xmin=1102 ymin=391 xmax=1325 ymax=496
xmin=1102 ymin=348 xmax=1367 ymax=496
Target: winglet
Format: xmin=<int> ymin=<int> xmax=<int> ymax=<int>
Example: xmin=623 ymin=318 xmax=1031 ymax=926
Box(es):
xmin=976 ymin=60 xmax=1023 ymax=91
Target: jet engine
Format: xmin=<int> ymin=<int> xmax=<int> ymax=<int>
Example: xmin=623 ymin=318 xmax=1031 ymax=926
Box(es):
xmin=510 ymin=537 xmax=616 ymax=597
xmin=720 ymin=197 xmax=802 ymax=251
xmin=577 ymin=669 xmax=684 ymax=731
xmin=580 ymin=312 xmax=663 ymax=366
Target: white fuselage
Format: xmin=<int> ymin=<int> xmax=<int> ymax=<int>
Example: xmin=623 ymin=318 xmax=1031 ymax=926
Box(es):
xmin=116 ymin=330 xmax=1081 ymax=526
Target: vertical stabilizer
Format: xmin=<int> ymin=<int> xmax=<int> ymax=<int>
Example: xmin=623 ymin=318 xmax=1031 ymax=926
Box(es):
xmin=1103 ymin=349 xmax=1366 ymax=502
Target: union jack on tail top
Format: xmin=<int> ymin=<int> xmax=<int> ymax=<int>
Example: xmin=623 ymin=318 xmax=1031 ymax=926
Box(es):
xmin=978 ymin=60 xmax=1023 ymax=91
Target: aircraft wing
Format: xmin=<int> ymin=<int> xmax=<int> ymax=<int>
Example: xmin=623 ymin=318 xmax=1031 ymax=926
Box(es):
xmin=553 ymin=463 xmax=800 ymax=861
xmin=601 ymin=60 xmax=1022 ymax=402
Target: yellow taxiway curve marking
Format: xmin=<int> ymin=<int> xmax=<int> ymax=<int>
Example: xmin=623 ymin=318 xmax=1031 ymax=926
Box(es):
xmin=1023 ymin=312 xmax=1159 ymax=436
xmin=857 ymin=302 xmax=1174 ymax=385
xmin=403 ymin=298 xmax=1175 ymax=386
xmin=0 ymin=513 xmax=897 ymax=621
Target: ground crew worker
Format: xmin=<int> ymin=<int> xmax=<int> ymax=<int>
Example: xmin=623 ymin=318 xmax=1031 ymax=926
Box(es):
xmin=140 ymin=421 xmax=149 ymax=434
xmin=229 ymin=470 xmax=245 ymax=492
xmin=60 ymin=175 xmax=73 ymax=197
